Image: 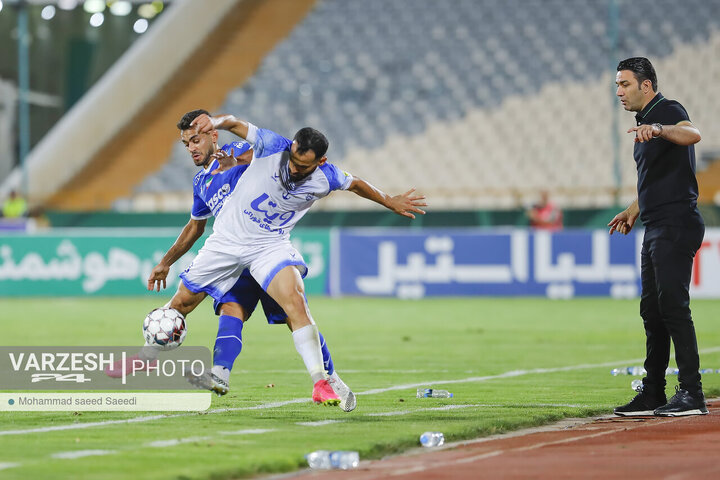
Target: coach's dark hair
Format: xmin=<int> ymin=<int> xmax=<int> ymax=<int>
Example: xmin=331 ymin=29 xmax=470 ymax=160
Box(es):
xmin=617 ymin=57 xmax=658 ymax=92
xmin=177 ymin=109 xmax=210 ymax=130
xmin=293 ymin=127 xmax=329 ymax=160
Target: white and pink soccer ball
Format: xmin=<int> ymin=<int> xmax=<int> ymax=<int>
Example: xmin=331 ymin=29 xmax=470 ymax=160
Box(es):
xmin=142 ymin=307 xmax=187 ymax=351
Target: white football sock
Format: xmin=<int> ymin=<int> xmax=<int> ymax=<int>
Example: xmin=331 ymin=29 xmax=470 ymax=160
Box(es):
xmin=292 ymin=324 xmax=327 ymax=384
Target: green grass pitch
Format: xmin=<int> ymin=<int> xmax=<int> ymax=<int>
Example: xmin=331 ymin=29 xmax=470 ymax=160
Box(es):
xmin=1 ymin=297 xmax=719 ymax=479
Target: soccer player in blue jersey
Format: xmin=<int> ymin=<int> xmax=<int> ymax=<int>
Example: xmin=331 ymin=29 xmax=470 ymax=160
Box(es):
xmin=180 ymin=112 xmax=426 ymax=406
xmin=110 ymin=109 xmax=355 ymax=411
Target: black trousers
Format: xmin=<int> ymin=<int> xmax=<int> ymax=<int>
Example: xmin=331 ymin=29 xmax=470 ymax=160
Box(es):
xmin=640 ymin=224 xmax=705 ymax=395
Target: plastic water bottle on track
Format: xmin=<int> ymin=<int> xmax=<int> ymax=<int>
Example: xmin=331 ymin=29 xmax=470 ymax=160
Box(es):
xmin=611 ymin=366 xmax=646 ymax=376
xmin=665 ymin=367 xmax=679 ymax=375
xmin=417 ymin=388 xmax=453 ymax=398
xmin=305 ymin=450 xmax=359 ymax=470
xmin=699 ymin=368 xmax=714 ymax=374
xmin=420 ymin=432 xmax=445 ymax=447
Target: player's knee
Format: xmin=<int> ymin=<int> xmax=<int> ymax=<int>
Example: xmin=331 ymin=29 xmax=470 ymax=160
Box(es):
xmin=219 ymin=302 xmax=250 ymax=322
xmin=287 ymin=290 xmax=308 ymax=313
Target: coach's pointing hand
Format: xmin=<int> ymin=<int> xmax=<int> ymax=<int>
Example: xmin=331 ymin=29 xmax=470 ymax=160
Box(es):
xmin=628 ymin=124 xmax=661 ymax=143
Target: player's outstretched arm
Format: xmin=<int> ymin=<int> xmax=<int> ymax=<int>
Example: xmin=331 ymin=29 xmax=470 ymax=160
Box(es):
xmin=348 ymin=177 xmax=427 ymax=219
xmin=191 ymin=113 xmax=250 ymax=139
xmin=608 ymin=199 xmax=639 ymax=235
xmin=147 ymin=218 xmax=207 ymax=291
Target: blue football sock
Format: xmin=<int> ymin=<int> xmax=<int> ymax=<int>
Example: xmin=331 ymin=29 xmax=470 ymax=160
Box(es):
xmin=318 ymin=332 xmax=334 ymax=376
xmin=213 ymin=315 xmax=244 ymax=370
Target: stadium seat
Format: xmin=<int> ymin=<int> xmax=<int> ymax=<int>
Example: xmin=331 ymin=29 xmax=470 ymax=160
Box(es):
xmin=127 ymin=0 xmax=720 ymax=211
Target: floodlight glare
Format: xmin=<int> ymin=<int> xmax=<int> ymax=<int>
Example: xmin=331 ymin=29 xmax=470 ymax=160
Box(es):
xmin=133 ymin=18 xmax=149 ymax=34
xmin=109 ymin=1 xmax=132 ymax=17
xmin=57 ymin=0 xmax=78 ymax=11
xmin=83 ymin=0 xmax=105 ymax=14
xmin=89 ymin=12 xmax=104 ymax=27
xmin=138 ymin=3 xmax=157 ymax=19
xmin=41 ymin=5 xmax=56 ymax=20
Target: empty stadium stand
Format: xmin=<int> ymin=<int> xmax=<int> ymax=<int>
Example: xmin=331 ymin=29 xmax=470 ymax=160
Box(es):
xmin=129 ymin=0 xmax=720 ymax=212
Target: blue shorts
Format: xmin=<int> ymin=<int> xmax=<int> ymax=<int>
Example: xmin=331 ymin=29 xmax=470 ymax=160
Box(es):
xmin=210 ymin=269 xmax=288 ymax=324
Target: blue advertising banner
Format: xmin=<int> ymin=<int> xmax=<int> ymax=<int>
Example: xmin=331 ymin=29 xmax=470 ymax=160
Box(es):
xmin=336 ymin=229 xmax=642 ymax=298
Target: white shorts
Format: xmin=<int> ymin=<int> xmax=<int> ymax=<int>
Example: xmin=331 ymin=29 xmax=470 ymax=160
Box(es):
xmin=179 ymin=240 xmax=307 ymax=301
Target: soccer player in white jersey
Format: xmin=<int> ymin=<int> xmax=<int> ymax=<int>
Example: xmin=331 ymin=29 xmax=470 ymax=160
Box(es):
xmin=179 ymin=112 xmax=426 ymax=406
xmin=108 ymin=110 xmax=355 ymax=410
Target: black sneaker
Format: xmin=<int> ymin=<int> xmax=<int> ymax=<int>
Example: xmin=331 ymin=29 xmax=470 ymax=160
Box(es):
xmin=614 ymin=385 xmax=667 ymax=416
xmin=653 ymin=387 xmax=708 ymax=417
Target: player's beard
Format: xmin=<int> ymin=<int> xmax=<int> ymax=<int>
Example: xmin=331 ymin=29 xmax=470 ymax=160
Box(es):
xmin=196 ymin=149 xmax=214 ymax=168
xmin=289 ymin=171 xmax=309 ymax=182
xmin=279 ymin=153 xmax=304 ymax=190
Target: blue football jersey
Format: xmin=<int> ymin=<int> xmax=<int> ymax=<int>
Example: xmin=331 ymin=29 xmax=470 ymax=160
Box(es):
xmin=190 ymin=141 xmax=251 ymax=220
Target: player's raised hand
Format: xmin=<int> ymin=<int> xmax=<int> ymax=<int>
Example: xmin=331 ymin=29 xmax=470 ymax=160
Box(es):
xmin=627 ymin=124 xmax=660 ymax=143
xmin=210 ymin=148 xmax=237 ymax=174
xmin=190 ymin=113 xmax=218 ymax=134
xmin=388 ymin=188 xmax=427 ymax=219
xmin=147 ymin=263 xmax=170 ymax=291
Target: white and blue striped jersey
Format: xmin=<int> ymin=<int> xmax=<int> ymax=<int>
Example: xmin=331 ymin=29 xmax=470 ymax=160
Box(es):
xmin=190 ymin=141 xmax=251 ymax=220
xmin=204 ymin=124 xmax=353 ymax=251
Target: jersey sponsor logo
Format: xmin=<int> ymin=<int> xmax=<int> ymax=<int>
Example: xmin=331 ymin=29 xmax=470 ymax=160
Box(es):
xmin=248 ymin=193 xmax=296 ymax=228
xmin=243 ymin=209 xmax=285 ymax=235
xmin=206 ymin=183 xmax=232 ymax=214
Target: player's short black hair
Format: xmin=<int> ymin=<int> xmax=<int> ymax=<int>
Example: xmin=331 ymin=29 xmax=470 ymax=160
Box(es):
xmin=617 ymin=57 xmax=658 ymax=91
xmin=293 ymin=127 xmax=329 ymax=160
xmin=177 ymin=109 xmax=210 ymax=130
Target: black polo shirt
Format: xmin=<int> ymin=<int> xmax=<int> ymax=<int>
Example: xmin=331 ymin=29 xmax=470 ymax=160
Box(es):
xmin=633 ymin=93 xmax=703 ymax=227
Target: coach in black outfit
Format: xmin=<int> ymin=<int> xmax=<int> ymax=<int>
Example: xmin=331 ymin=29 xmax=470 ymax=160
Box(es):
xmin=609 ymin=57 xmax=707 ymax=417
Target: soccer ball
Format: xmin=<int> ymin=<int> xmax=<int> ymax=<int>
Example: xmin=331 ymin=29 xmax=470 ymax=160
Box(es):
xmin=142 ymin=307 xmax=187 ymax=351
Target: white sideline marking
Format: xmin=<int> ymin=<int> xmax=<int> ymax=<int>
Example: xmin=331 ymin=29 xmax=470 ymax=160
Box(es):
xmin=145 ymin=437 xmax=210 ymax=448
xmin=296 ymin=420 xmax=345 ymax=426
xmin=2 ymin=348 xmax=719 ymax=437
xmin=217 ymin=428 xmax=275 ymax=436
xmin=147 ymin=437 xmax=211 ymax=448
xmin=0 ymin=414 xmax=168 ymax=437
xmin=50 ymin=450 xmax=116 ymax=460
xmin=0 ymin=462 xmax=21 ymax=471
xmin=148 ymin=428 xmax=274 ymax=448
